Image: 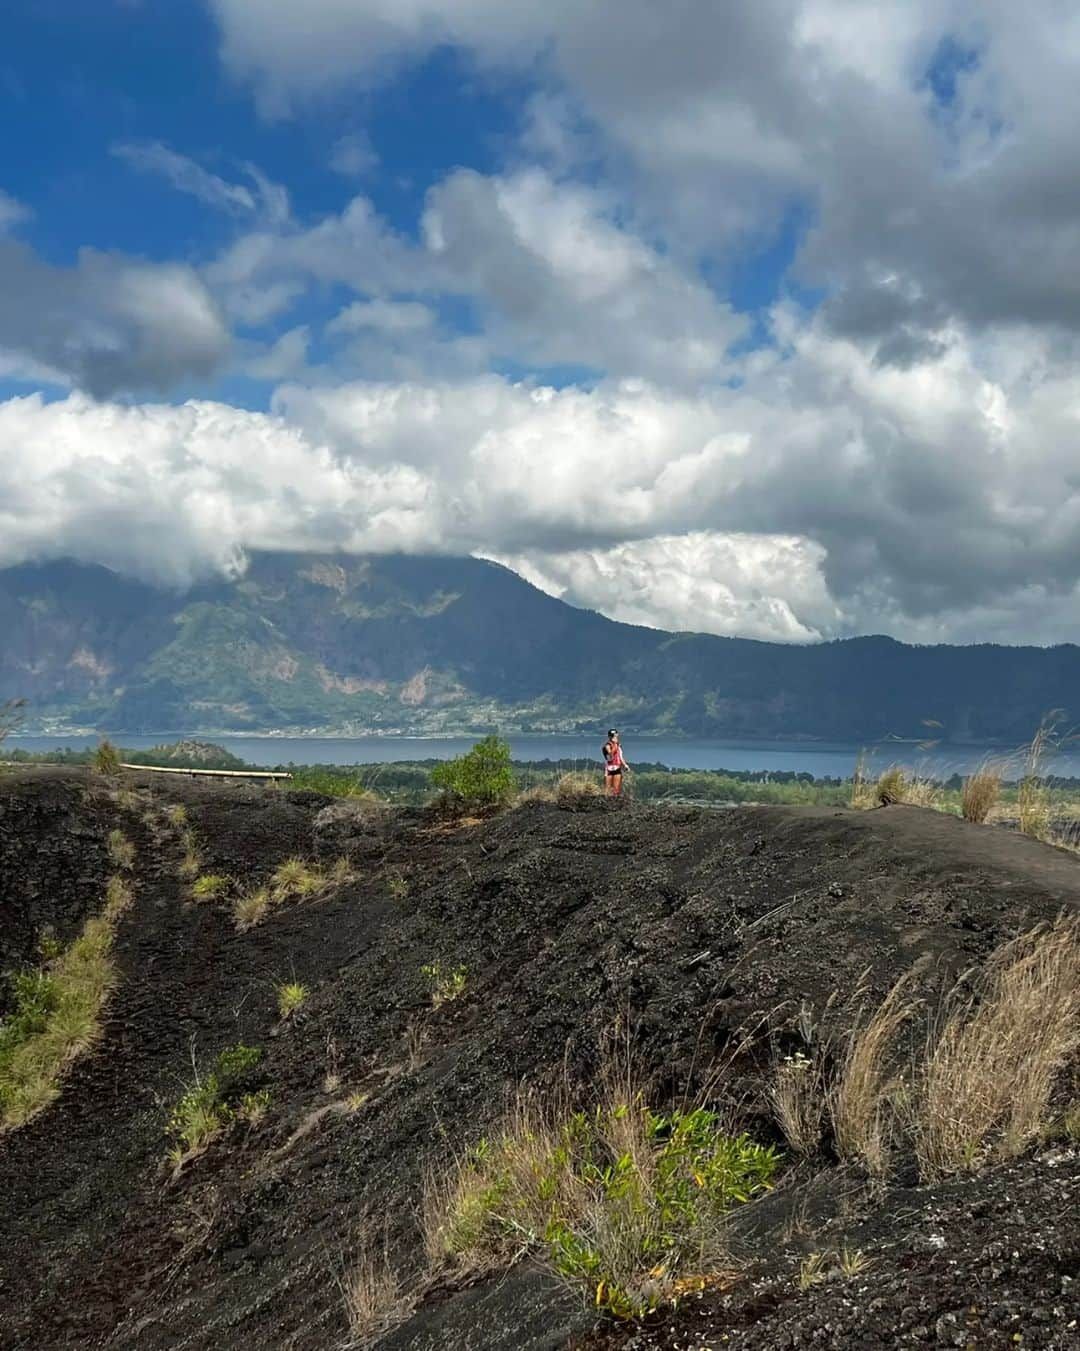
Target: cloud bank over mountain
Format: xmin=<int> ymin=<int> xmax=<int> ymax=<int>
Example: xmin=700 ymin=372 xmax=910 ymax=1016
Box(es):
xmin=4 ymin=1 xmax=1080 ymax=643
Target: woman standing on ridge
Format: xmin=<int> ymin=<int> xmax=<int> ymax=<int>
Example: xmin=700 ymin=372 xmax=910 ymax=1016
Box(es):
xmin=602 ymin=729 xmax=629 ymax=797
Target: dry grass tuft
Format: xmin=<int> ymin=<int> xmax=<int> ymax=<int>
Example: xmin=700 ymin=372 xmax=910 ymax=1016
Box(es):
xmin=107 ymin=829 xmax=135 ymax=871
xmin=233 ymin=887 xmax=271 ymax=932
xmin=271 ymin=857 xmax=325 ymax=901
xmin=916 ymin=918 xmax=1080 ymax=1179
xmin=179 ymin=829 xmax=201 ymax=879
xmin=828 ymin=977 xmax=916 ymax=1178
xmin=962 ymin=763 xmax=1002 ymax=824
xmin=329 ymin=856 xmax=354 ymax=886
xmin=556 ymin=771 xmax=603 ymax=803
xmin=849 ymin=752 xmax=877 ymax=810
xmin=872 ymin=766 xmax=942 ymax=810
xmin=769 ymin=1051 xmax=825 ymax=1155
xmin=874 ymin=766 xmax=906 ymax=806
xmin=104 ymin=875 xmax=134 ymax=920
xmin=341 ymin=1232 xmax=411 ymax=1348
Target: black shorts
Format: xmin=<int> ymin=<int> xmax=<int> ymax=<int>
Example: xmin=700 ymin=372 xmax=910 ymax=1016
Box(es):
xmin=605 ymin=766 xmax=623 ymax=776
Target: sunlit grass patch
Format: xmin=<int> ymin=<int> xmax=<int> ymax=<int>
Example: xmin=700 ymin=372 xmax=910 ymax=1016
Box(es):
xmin=192 ymin=873 xmax=230 ymax=901
xmin=0 ymin=874 xmax=135 ymax=1131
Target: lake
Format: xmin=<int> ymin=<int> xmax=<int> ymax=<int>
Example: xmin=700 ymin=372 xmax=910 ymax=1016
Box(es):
xmin=8 ymin=733 xmax=1079 ymax=780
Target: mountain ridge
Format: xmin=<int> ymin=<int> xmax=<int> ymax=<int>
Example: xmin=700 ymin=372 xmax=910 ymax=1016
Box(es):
xmin=2 ymin=552 xmax=1078 ymax=740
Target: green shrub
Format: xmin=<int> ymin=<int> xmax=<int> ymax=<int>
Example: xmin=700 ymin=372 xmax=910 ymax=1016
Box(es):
xmin=93 ymin=739 xmax=122 ymax=777
xmin=166 ymin=1043 xmax=264 ymax=1162
xmin=430 ymin=736 xmax=516 ymax=806
xmin=430 ymin=1092 xmax=778 ymax=1318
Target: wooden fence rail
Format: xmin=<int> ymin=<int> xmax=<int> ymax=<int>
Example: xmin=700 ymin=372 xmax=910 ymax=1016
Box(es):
xmin=119 ymin=763 xmax=292 ymax=781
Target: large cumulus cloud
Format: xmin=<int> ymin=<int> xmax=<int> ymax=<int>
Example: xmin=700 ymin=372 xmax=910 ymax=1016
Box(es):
xmin=5 ymin=306 xmax=1080 ymax=643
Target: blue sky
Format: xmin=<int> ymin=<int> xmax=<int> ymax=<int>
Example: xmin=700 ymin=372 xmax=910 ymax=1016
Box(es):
xmin=4 ymin=1 xmax=1080 ymax=647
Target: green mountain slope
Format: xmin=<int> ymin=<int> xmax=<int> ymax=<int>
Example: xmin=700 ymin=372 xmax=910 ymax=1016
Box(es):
xmin=1 ymin=552 xmax=1078 ymax=740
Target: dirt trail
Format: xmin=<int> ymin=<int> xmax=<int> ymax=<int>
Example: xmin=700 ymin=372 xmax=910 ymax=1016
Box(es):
xmin=0 ymin=770 xmax=1077 ymax=1350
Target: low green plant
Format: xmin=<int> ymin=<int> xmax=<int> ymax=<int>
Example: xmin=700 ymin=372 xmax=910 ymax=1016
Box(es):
xmin=179 ymin=829 xmax=201 ymax=879
xmin=192 ymin=874 xmax=229 ymax=901
xmin=837 ymin=1246 xmax=871 ymax=1277
xmin=166 ymin=1043 xmax=264 ymax=1162
xmin=167 ymin=803 xmax=188 ymax=827
xmin=798 ymin=1251 xmax=828 ymax=1290
xmin=421 ymin=962 xmax=468 ymax=1008
xmin=428 ymin=1089 xmax=778 ymax=1318
xmin=276 ymin=982 xmax=308 ymax=1019
xmin=430 ymin=736 xmax=516 ymax=806
xmin=107 ymin=829 xmax=135 ymax=871
xmin=93 ymin=739 xmax=122 ymax=777
xmin=387 ymin=871 xmax=409 ymax=901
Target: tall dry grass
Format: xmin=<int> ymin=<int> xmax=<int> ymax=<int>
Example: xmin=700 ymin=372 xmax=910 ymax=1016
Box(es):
xmin=915 ymin=918 xmax=1080 ymax=1179
xmin=341 ymin=1229 xmax=410 ymax=1348
xmin=1016 ymin=710 xmax=1070 ymax=840
xmin=828 ymin=976 xmax=916 ymax=1178
xmin=961 ymin=763 xmax=1002 ymax=824
xmin=769 ymin=1051 xmax=825 ymax=1155
xmin=873 ymin=766 xmax=943 ymax=810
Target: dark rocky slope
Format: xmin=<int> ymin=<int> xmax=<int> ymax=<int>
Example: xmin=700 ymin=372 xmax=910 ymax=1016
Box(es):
xmin=0 ymin=770 xmax=1077 ymax=1349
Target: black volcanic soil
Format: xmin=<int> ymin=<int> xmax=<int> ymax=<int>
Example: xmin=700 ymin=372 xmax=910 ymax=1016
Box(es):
xmin=0 ymin=769 xmax=1078 ymax=1350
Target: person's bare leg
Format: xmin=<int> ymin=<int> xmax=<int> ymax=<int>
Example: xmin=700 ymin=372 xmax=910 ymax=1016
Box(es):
xmin=612 ymin=773 xmax=622 ymax=797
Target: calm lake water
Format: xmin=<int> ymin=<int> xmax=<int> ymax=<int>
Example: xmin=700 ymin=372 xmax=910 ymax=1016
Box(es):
xmin=10 ymin=733 xmax=1080 ymax=780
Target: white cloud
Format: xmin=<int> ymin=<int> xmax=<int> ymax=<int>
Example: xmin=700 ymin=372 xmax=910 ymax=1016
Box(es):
xmin=329 ymin=131 xmax=378 ymax=178
xmin=424 ymin=169 xmax=744 ymax=383
xmin=0 ymin=191 xmax=30 ymax=235
xmin=492 ymin=534 xmax=841 ymax=642
xmin=113 ymin=141 xmax=291 ymax=225
xmin=0 ymin=392 xmax=437 ymax=586
xmin=327 ymin=299 xmax=436 ymax=336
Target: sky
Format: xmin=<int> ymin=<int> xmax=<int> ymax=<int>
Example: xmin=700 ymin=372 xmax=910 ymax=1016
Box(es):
xmin=5 ymin=1 xmax=1080 ymax=646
